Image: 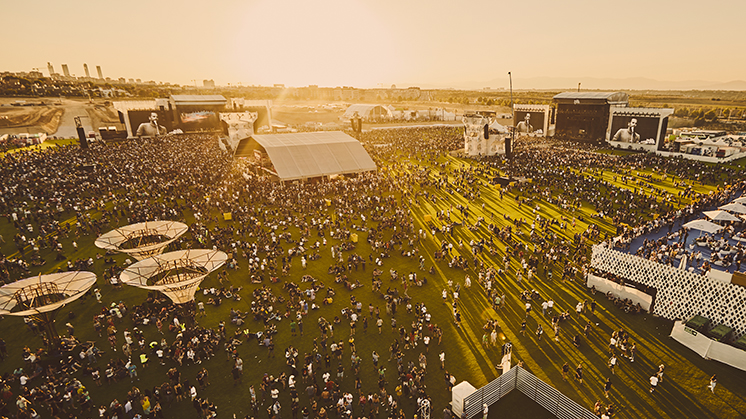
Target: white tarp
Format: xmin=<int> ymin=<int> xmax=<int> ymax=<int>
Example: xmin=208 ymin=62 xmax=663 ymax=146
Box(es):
xmin=587 ymin=274 xmax=653 ymax=312
xmin=706 ymin=269 xmax=732 ymax=284
xmin=670 ymin=321 xmax=712 ymax=357
xmin=670 ymin=321 xmax=746 ymax=372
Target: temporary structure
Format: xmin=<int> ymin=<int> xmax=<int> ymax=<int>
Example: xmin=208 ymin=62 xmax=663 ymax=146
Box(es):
xmin=703 ymin=210 xmax=741 ymax=223
xmin=683 ymin=219 xmax=723 ymax=234
xmin=718 ymin=202 xmax=746 ymax=214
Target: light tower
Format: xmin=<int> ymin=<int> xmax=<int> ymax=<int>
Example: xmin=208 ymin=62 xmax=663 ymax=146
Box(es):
xmin=0 ymin=272 xmax=97 ymax=351
xmin=83 ymin=63 xmax=90 ymax=78
xmin=95 ymin=221 xmax=189 ymax=261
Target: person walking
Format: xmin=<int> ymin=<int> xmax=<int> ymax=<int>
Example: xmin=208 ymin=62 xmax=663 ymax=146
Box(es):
xmin=657 ymin=364 xmax=665 ymax=383
xmin=604 ymin=378 xmax=612 ymax=399
xmin=707 ymin=374 xmax=717 ymax=393
xmin=575 ymin=363 xmax=583 ymax=384
xmin=609 ymin=355 xmax=617 ymax=375
xmin=649 ymin=374 xmax=659 ymax=393
xmin=561 ymin=363 xmax=569 ymax=381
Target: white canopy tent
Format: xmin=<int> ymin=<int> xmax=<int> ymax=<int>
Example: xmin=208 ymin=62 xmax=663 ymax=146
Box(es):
xmin=249 ymin=131 xmax=377 ymax=181
xmin=703 ymin=210 xmax=741 ymax=222
xmin=719 ymin=202 xmax=746 ymax=214
xmin=683 ymin=219 xmax=724 ymax=234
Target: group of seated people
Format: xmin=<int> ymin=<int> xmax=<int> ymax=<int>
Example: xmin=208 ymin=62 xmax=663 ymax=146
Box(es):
xmin=520 ymin=289 xmax=541 ymax=301
xmin=605 ymin=292 xmax=645 ymax=314
xmin=204 ymin=286 xmax=243 ymax=306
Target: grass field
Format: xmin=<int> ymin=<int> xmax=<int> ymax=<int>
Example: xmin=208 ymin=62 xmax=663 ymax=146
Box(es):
xmin=0 ymin=141 xmax=745 ymax=419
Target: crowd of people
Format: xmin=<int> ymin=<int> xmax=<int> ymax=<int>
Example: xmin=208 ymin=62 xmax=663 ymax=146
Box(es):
xmin=0 ymin=125 xmax=737 ymax=419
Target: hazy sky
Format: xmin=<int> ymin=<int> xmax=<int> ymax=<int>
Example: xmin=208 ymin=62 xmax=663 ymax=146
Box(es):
xmin=2 ymin=0 xmax=745 ymax=88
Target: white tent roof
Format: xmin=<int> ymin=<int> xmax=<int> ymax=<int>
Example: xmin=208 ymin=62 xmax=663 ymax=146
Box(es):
xmin=489 ymin=119 xmax=509 ymax=133
xmin=342 ymin=104 xmax=392 ymax=120
xmin=720 ymin=202 xmax=746 ymax=214
xmin=703 ymin=210 xmax=741 ymax=222
xmin=252 ymin=131 xmax=376 ymax=181
xmin=683 ymin=219 xmax=724 ymax=233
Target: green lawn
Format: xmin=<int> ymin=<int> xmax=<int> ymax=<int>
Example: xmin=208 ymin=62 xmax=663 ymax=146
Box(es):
xmin=1 ymin=147 xmax=745 ymax=419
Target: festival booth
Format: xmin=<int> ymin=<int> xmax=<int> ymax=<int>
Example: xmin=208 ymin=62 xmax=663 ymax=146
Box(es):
xmin=670 ymin=321 xmax=746 ymax=372
xmin=451 ymin=381 xmax=477 ymax=419
xmin=586 ymin=273 xmax=653 ymax=312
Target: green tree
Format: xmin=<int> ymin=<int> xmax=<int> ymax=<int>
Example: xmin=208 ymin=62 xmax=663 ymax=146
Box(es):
xmin=704 ymin=110 xmax=717 ymax=121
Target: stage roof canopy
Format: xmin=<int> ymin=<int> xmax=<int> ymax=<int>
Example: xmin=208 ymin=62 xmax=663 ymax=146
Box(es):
xmin=553 ymin=91 xmax=629 ymax=105
xmin=170 ymin=95 xmax=227 ymax=106
xmin=245 ymin=131 xmax=377 ymax=181
xmin=343 ymin=104 xmax=393 ymax=120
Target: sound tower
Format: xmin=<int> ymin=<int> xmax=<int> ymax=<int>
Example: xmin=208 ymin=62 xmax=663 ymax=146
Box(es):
xmin=74 ymin=116 xmax=88 ymax=149
xmin=484 ymin=124 xmax=489 ymax=140
xmin=505 ymin=137 xmax=512 ymax=159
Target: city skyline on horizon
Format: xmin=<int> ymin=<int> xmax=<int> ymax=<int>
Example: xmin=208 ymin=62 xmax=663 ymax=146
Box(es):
xmin=2 ymin=0 xmax=746 ymax=91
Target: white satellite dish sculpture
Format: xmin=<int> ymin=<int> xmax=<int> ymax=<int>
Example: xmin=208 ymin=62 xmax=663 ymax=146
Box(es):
xmin=95 ymin=221 xmax=189 ymax=261
xmin=0 ymin=271 xmax=97 ymax=349
xmin=119 ymin=249 xmax=227 ymax=324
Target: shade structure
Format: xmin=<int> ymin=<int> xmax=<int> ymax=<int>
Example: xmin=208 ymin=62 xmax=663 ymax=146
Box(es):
xmin=703 ymin=210 xmax=741 ymax=222
xmin=719 ymin=202 xmax=746 ymax=214
xmin=683 ymin=219 xmax=723 ymax=234
xmin=733 ymin=197 xmax=746 ymax=205
xmin=246 ymin=131 xmax=377 ymax=181
xmin=96 ymin=221 xmax=189 ymax=261
xmin=119 ymin=249 xmax=227 ymax=304
xmin=0 ymin=271 xmax=97 ymax=316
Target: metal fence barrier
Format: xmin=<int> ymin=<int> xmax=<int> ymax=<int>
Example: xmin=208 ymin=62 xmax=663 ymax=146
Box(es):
xmin=462 ymin=366 xmax=596 ymax=419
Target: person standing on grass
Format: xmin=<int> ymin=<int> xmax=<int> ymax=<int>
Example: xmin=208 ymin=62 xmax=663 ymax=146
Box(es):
xmin=657 ymin=364 xmax=665 ymax=383
xmin=609 ymin=354 xmax=617 ymax=375
xmin=561 ymin=363 xmax=569 ymax=381
xmin=708 ymin=374 xmax=717 ymax=393
xmin=604 ymin=378 xmax=612 ymax=399
xmin=650 ymin=374 xmax=659 ymax=393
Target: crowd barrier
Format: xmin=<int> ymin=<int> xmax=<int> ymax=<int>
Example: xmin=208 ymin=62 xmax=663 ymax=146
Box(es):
xmin=459 ymin=366 xmax=596 ymax=419
xmin=670 ymin=321 xmax=746 ymax=372
xmin=586 ymin=273 xmax=653 ymax=312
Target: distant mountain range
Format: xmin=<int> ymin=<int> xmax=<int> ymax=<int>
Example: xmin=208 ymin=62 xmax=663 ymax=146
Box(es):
xmin=413 ymin=77 xmax=746 ymax=91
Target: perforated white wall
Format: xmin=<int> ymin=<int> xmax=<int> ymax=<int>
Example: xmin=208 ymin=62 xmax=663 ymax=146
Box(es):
xmin=591 ymin=245 xmax=746 ymax=338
